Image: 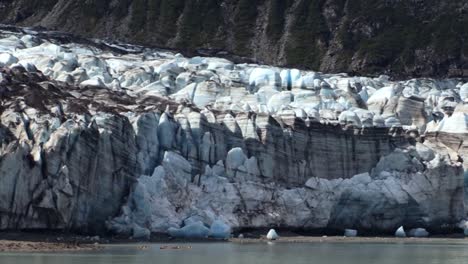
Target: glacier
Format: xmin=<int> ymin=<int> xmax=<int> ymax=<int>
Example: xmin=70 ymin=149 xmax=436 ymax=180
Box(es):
xmin=0 ymin=26 xmax=466 ymax=237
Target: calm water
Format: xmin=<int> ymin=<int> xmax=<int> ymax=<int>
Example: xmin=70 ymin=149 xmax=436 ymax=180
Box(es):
xmin=1 ymin=242 xmax=468 ymax=264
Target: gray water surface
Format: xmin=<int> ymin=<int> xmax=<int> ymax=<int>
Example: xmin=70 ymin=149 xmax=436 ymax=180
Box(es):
xmin=1 ymin=242 xmax=468 ymax=264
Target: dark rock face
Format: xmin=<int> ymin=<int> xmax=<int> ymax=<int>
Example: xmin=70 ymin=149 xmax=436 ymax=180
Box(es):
xmin=1 ymin=0 xmax=467 ymax=78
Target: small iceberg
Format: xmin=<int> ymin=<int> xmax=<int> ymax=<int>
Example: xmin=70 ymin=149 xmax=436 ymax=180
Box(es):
xmin=209 ymin=220 xmax=231 ymax=239
xmin=395 ymin=226 xmax=406 ymax=237
xmin=132 ymin=224 xmax=150 ymax=240
xmin=266 ymin=229 xmax=279 ymax=240
xmin=344 ymin=229 xmax=358 ymax=237
xmin=408 ymin=228 xmax=429 ymax=238
xmin=168 ymin=221 xmax=210 ymax=238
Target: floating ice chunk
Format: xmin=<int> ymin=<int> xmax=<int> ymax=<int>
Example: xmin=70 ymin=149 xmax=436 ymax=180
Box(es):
xmin=395 ymin=226 xmax=406 ymax=237
xmin=457 ymin=219 xmax=468 ymax=230
xmin=344 ymin=229 xmax=358 ymax=237
xmin=408 ymin=228 xmax=429 ymax=238
xmin=266 ymin=229 xmax=279 ymax=240
xmin=133 ymin=224 xmax=151 ymax=239
xmin=168 ymin=221 xmax=210 ymax=238
xmin=209 ymin=220 xmax=231 ymax=239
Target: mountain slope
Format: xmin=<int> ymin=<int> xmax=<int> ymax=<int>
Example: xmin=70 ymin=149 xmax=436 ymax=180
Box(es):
xmin=0 ymin=0 xmax=467 ymax=78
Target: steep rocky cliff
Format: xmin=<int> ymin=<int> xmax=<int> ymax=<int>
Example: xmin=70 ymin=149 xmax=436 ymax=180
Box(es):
xmin=0 ymin=0 xmax=467 ymax=78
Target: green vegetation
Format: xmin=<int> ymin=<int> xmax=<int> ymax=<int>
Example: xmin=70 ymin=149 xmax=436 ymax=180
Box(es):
xmin=6 ymin=0 xmax=465 ymax=76
xmin=157 ymin=0 xmax=185 ymax=41
xmin=28 ymin=0 xmax=58 ymax=12
xmin=284 ymin=0 xmax=328 ymax=69
xmin=266 ymin=0 xmax=294 ymax=41
xmin=176 ymin=0 xmax=222 ymax=49
xmin=146 ymin=0 xmax=161 ymax=23
xmin=176 ymin=0 xmax=200 ymax=47
xmin=338 ymin=0 xmax=466 ymax=74
xmin=111 ymin=0 xmax=132 ymax=18
xmin=129 ymin=0 xmax=148 ymax=32
xmin=75 ymin=0 xmax=110 ymax=32
xmin=233 ymin=0 xmax=258 ymax=55
xmin=431 ymin=15 xmax=463 ymax=58
xmin=12 ymin=0 xmax=58 ymax=22
xmin=197 ymin=0 xmax=223 ymax=45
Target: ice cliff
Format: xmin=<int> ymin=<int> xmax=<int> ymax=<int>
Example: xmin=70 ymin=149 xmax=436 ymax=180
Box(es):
xmin=0 ymin=27 xmax=466 ymax=235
